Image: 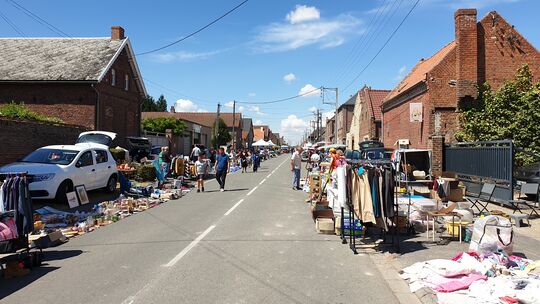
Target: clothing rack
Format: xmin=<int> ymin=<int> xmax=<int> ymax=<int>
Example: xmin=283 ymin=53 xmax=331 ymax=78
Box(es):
xmin=342 ymin=160 xmax=401 ymax=253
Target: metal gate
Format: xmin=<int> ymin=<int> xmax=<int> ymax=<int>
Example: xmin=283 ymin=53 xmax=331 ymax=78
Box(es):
xmin=444 ymin=140 xmax=513 ymax=203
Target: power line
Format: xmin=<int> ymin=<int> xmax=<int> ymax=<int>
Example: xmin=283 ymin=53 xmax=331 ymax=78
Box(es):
xmin=0 ymin=8 xmax=26 ymax=36
xmin=137 ymin=0 xmax=250 ymax=56
xmin=343 ymin=0 xmax=420 ymax=92
xmin=6 ymin=0 xmax=69 ymax=37
xmin=236 ymin=87 xmax=321 ymax=105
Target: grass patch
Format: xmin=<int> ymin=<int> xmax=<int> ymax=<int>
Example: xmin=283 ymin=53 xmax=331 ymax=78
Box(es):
xmin=0 ymin=102 xmax=65 ymax=124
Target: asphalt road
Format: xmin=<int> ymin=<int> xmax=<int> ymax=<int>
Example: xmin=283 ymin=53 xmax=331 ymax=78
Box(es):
xmin=1 ymin=155 xmax=399 ymax=304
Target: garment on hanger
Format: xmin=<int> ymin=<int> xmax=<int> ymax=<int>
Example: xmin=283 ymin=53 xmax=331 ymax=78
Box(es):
xmin=358 ymin=171 xmax=376 ymax=224
xmin=336 ymin=166 xmax=347 ymax=209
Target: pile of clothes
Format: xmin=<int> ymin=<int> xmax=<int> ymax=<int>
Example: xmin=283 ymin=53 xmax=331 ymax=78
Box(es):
xmin=400 ymin=251 xmax=540 ymax=303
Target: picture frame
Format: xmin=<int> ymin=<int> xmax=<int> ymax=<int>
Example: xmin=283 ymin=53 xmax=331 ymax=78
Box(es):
xmin=66 ymin=191 xmax=79 ymax=209
xmin=75 ymin=185 xmax=90 ymax=205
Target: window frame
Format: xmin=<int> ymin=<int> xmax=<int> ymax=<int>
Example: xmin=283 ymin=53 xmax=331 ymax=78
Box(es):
xmin=94 ymin=150 xmax=109 ymax=164
xmin=111 ymin=69 xmax=116 ymax=86
xmin=77 ymin=151 xmax=94 ymax=167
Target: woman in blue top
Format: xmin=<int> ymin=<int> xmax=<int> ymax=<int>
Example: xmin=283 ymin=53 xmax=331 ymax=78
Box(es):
xmin=214 ymin=148 xmax=230 ymax=192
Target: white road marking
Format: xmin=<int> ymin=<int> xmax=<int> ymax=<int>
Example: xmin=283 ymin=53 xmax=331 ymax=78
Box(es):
xmin=259 ymin=178 xmax=267 ymax=185
xmin=164 ymin=225 xmax=216 ymax=267
xmin=224 ymin=199 xmax=244 ymax=216
xmin=246 ymin=186 xmax=258 ymax=196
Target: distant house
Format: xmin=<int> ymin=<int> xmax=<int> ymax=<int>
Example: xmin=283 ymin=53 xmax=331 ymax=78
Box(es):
xmin=253 ymin=125 xmax=270 ymax=141
xmin=348 ymin=87 xmax=390 ymax=149
xmin=325 ymin=116 xmax=335 ymax=144
xmin=0 ymin=26 xmax=147 ymax=145
xmin=146 ymin=112 xmax=243 ymax=149
xmin=241 ymin=118 xmax=254 ymax=148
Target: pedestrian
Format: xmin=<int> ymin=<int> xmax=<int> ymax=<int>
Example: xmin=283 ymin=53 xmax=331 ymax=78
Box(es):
xmin=159 ymin=146 xmax=171 ymax=180
xmin=291 ymin=146 xmax=302 ymax=190
xmin=190 ymin=144 xmax=201 ymax=162
xmin=240 ymin=151 xmax=248 ymax=173
xmin=252 ymin=152 xmax=260 ymax=172
xmin=214 ymin=148 xmax=230 ymax=192
xmin=195 ymin=155 xmax=208 ymax=193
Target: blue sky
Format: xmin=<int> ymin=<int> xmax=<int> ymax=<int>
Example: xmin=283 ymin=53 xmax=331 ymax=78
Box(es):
xmin=1 ymin=0 xmax=539 ymax=144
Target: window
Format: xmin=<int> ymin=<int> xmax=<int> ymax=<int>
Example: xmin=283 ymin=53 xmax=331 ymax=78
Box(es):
xmin=111 ymin=69 xmax=116 ymax=86
xmin=77 ymin=151 xmax=94 ymax=167
xmin=124 ymin=74 xmax=129 ymax=91
xmin=95 ymin=150 xmax=108 ymax=164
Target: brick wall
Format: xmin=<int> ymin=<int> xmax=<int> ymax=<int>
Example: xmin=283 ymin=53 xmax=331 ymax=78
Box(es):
xmin=0 ymin=118 xmax=87 ymax=167
xmin=0 ymin=83 xmax=97 ymax=129
xmin=455 ymin=9 xmax=478 ymax=99
xmin=431 ymin=135 xmax=445 ymax=177
xmin=382 ymin=92 xmax=431 ymax=149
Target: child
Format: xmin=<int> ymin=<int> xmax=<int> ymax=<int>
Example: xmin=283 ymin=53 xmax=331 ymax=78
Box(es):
xmin=195 ymin=155 xmax=208 ymax=192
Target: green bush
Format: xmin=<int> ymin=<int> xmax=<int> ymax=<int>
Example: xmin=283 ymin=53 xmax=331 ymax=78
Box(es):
xmin=0 ymin=102 xmax=65 ymax=124
xmin=137 ymin=164 xmax=156 ymax=181
xmin=110 ymin=148 xmax=126 ymax=162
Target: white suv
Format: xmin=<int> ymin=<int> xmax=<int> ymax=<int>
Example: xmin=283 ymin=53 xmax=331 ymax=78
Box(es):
xmin=0 ymin=132 xmax=118 ymax=204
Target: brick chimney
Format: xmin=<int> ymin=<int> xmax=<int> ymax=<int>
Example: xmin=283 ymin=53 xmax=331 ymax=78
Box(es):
xmin=111 ymin=26 xmax=125 ymax=40
xmin=455 ymin=9 xmax=478 ymax=100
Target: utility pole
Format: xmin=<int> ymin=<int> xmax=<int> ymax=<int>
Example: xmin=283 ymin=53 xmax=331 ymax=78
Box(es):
xmin=322 ymin=87 xmax=339 ymax=144
xmin=215 ymin=103 xmax=221 ymax=149
xmin=232 ymin=100 xmax=236 ymax=150
xmin=318 ymin=111 xmax=322 ymax=142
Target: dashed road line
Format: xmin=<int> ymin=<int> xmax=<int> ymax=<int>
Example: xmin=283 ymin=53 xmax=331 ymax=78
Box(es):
xmin=224 ymin=199 xmax=244 ymax=216
xmin=163 ymin=225 xmax=216 ymax=267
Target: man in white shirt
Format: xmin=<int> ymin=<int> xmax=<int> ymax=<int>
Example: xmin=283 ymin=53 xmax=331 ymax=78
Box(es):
xmin=190 ymin=145 xmax=201 ymax=162
xmin=290 ymin=146 xmax=303 ymax=190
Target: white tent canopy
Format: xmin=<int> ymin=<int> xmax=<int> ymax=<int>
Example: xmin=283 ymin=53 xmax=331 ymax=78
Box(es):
xmin=267 ymin=140 xmax=275 ymax=146
xmin=253 ymin=139 xmax=270 ymax=147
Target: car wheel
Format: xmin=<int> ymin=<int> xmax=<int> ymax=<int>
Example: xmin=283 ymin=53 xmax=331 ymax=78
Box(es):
xmin=105 ymin=175 xmax=117 ymax=193
xmin=55 ymin=180 xmax=73 ymax=205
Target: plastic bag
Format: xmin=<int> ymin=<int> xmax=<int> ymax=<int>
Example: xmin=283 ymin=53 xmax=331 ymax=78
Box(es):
xmin=469 ymin=215 xmax=513 ymax=255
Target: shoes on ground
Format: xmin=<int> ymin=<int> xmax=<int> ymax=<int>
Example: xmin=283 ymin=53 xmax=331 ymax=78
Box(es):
xmin=202 ymin=187 xmax=205 ymax=192
xmin=220 ymin=188 xmax=225 ymax=192
xmin=197 ymin=189 xmax=200 ymax=193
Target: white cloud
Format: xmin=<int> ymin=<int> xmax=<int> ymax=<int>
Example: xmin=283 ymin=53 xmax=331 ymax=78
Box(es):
xmin=249 ymin=106 xmax=267 ymax=116
xmin=322 ymin=111 xmax=335 ymax=127
xmin=308 ymin=106 xmax=317 ymax=113
xmin=254 ymin=7 xmax=361 ymax=53
xmin=224 ymin=101 xmax=235 ymax=108
xmin=283 ymin=73 xmax=297 ymax=83
xmin=286 ymin=5 xmax=321 ymax=24
xmin=151 ymin=49 xmax=226 ymax=63
xmin=248 ymin=92 xmax=256 ymax=97
xmin=281 ymin=114 xmax=308 ymax=143
xmin=238 ymin=106 xmax=245 ymax=112
xmin=175 ymin=99 xmax=199 ymax=112
xmin=395 ymin=65 xmax=407 ymax=81
xmin=298 ymin=84 xmax=321 ymax=97
xmin=224 ymin=101 xmax=244 ymax=112
xmin=255 ymin=120 xmax=263 ymax=125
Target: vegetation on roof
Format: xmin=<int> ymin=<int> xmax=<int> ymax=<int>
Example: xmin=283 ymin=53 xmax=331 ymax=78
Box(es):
xmin=0 ymin=102 xmax=65 ymax=124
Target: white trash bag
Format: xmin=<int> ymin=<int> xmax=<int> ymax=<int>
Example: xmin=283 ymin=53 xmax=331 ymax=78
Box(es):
xmin=469 ymin=215 xmax=514 ymax=255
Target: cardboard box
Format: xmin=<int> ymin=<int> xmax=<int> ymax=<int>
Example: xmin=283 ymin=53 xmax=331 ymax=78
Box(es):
xmin=316 ymin=218 xmax=335 ymax=234
xmin=312 ymin=208 xmax=334 ymax=221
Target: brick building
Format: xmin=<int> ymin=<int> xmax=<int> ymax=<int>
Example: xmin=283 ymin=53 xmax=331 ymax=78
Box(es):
xmin=253 ymin=125 xmax=270 ymax=141
xmin=382 ymin=9 xmax=540 ymax=153
xmin=336 ymin=97 xmax=355 ymax=145
xmin=0 ymin=26 xmax=147 ymax=145
xmin=325 ymin=116 xmax=335 ymax=144
xmin=347 ymin=87 xmax=390 ymax=149
xmin=241 ymin=118 xmax=254 ymax=148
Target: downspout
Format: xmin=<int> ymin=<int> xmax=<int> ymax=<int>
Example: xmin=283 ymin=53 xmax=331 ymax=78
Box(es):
xmin=91 ymin=83 xmax=100 ymax=130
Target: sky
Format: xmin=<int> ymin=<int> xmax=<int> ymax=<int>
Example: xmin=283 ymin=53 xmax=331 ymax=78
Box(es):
xmin=1 ymin=0 xmax=539 ymax=144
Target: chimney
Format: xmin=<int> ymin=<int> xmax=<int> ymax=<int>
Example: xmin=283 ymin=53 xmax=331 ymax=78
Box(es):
xmin=170 ymin=106 xmax=175 ymax=113
xmin=454 ymin=9 xmax=478 ymax=101
xmin=111 ymin=26 xmax=125 ymax=40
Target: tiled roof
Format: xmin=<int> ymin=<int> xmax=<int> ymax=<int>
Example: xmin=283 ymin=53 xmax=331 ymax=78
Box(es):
xmin=384 ymin=41 xmax=456 ymax=102
xmin=142 ymin=112 xmax=242 ymax=128
xmin=0 ymin=38 xmax=124 ymax=81
xmin=362 ymin=88 xmax=391 ymax=121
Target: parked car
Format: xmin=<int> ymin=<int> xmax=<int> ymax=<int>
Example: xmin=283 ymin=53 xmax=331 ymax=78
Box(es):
xmin=149 ymin=145 xmax=163 ymax=161
xmin=515 ymin=162 xmax=540 ymax=184
xmin=0 ymin=132 xmax=118 ymax=204
xmin=125 ymin=136 xmax=152 ymax=162
xmin=345 ymin=150 xmax=361 ymax=161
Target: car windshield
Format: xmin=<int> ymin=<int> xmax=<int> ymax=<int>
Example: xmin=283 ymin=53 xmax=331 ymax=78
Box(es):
xmin=21 ymin=148 xmax=79 ymax=165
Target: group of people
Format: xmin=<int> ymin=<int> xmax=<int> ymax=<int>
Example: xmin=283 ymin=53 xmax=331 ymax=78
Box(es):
xmin=290 ymin=146 xmax=344 ymax=191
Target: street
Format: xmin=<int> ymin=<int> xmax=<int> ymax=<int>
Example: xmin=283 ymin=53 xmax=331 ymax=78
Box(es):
xmin=1 ymin=155 xmax=399 ymax=304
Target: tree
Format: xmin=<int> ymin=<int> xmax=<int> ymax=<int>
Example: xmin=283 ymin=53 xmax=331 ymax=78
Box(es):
xmin=455 ymin=64 xmax=540 ymax=165
xmin=141 ymin=117 xmax=187 ymax=135
xmin=141 ymin=94 xmax=167 ymax=112
xmin=211 ymin=118 xmax=232 ymax=148
xmin=156 ymin=95 xmax=168 ymax=112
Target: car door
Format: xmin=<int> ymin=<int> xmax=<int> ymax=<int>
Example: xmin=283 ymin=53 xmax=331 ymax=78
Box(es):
xmin=93 ymin=149 xmax=113 ymax=188
xmin=73 ymin=150 xmax=97 ymax=190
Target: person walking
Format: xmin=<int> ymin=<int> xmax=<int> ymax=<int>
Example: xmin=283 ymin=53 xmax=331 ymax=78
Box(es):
xmin=252 ymin=151 xmax=260 ymax=172
xmin=190 ymin=144 xmax=201 ymax=162
xmin=291 ymin=146 xmax=302 ymax=190
xmin=240 ymin=151 xmax=248 ymax=173
xmin=214 ymin=148 xmax=230 ymax=192
xmin=195 ymin=155 xmax=208 ymax=193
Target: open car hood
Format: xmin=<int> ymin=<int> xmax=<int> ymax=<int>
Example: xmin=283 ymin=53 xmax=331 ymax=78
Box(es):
xmin=76 ymin=131 xmax=117 ymax=147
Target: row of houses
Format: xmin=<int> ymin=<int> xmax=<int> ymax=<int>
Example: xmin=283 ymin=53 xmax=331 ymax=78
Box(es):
xmin=142 ymin=111 xmax=284 ymax=155
xmin=323 ymin=9 xmax=539 ymax=164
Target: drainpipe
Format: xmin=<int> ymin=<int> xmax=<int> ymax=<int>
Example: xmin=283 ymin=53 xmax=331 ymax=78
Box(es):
xmin=91 ymin=83 xmax=100 ymax=130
